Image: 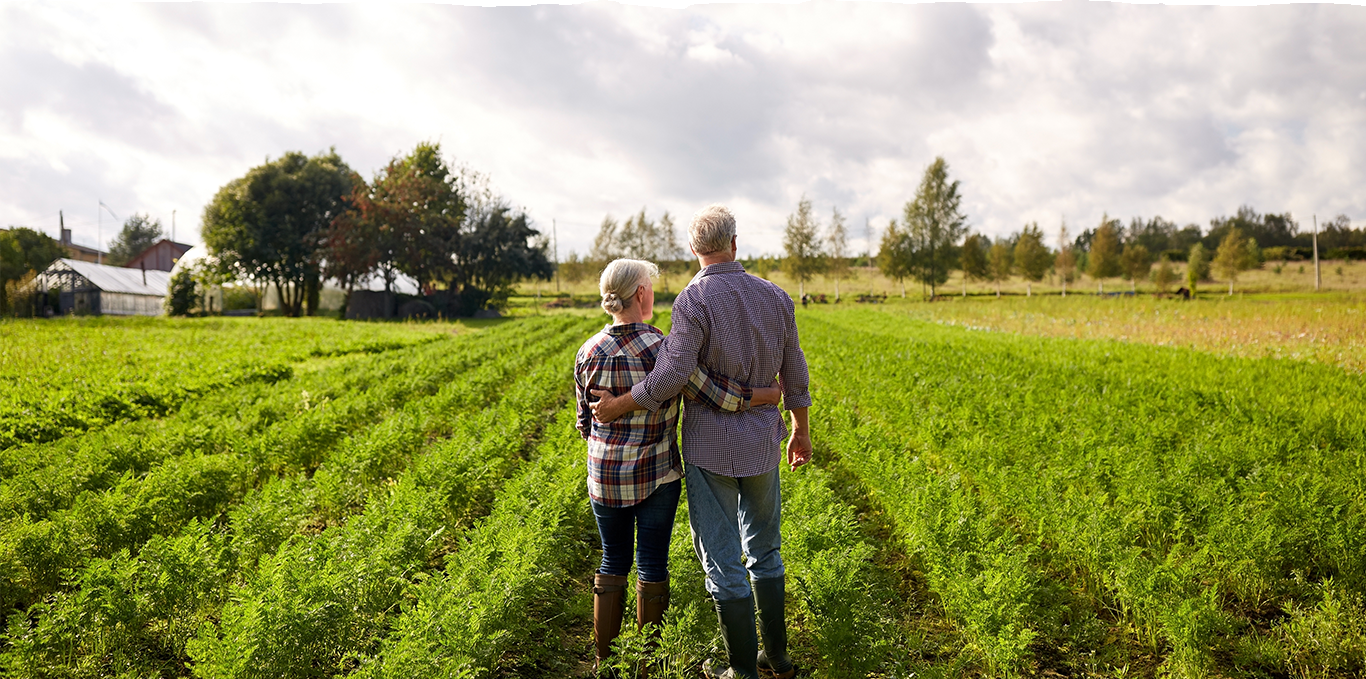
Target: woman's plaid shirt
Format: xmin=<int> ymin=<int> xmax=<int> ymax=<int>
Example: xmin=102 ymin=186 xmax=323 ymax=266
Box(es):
xmin=575 ymin=322 xmax=752 ymax=507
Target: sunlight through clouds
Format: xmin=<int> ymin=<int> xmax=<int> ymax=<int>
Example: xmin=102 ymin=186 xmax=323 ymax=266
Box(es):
xmin=1 ymin=2 xmax=1362 ymax=257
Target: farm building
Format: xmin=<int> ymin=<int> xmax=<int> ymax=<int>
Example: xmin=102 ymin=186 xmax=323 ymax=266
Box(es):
xmin=126 ymin=239 xmax=193 ymax=272
xmin=31 ymin=258 xmax=171 ymax=316
xmin=58 ymin=227 xmax=107 ymax=264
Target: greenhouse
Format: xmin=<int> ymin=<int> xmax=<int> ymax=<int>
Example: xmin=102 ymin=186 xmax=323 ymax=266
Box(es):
xmin=32 ymin=258 xmax=171 ymax=316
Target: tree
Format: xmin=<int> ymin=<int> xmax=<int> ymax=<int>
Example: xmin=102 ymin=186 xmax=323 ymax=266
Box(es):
xmin=1087 ymin=215 xmax=1123 ymax=291
xmin=903 ymin=157 xmax=968 ymax=298
xmin=783 ymin=196 xmax=824 ymax=299
xmin=1153 ymin=255 xmax=1177 ymax=295
xmin=1120 ymin=243 xmax=1152 ymax=293
xmin=590 ymin=216 xmax=620 ymax=263
xmin=657 ymin=211 xmax=686 ymax=293
xmin=1013 ymin=223 xmax=1051 ymax=296
xmin=455 ymin=203 xmax=553 ymax=309
xmin=1 ymin=227 xmax=65 ymax=314
xmin=960 ymin=233 xmax=989 ymax=296
xmin=1212 ymin=227 xmax=1256 ymax=295
xmin=320 ymin=169 xmax=380 ymax=316
xmin=106 ymin=214 xmax=164 ymax=267
xmin=987 ymin=240 xmax=1013 ymax=297
xmin=202 ymin=149 xmax=355 ymax=317
xmin=379 ymin=143 xmax=466 ymax=294
xmin=825 ymin=207 xmax=850 ymax=302
xmin=1187 ymin=242 xmax=1208 ymax=296
xmin=1056 ymin=222 xmax=1077 ymax=297
xmin=878 ymin=220 xmax=911 ymax=298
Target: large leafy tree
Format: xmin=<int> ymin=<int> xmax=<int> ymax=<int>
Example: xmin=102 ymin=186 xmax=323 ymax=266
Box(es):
xmin=783 ymin=196 xmax=824 ymax=299
xmin=382 ymin=143 xmax=466 ymax=292
xmin=106 ymin=214 xmax=164 ymax=267
xmin=903 ymin=157 xmax=968 ymax=298
xmin=202 ymin=149 xmax=355 ymax=316
xmin=320 ymin=169 xmax=381 ymax=313
xmin=456 ymin=204 xmax=553 ymax=308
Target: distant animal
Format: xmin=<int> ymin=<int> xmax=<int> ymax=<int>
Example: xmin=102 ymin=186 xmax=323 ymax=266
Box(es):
xmin=1176 ymin=286 xmax=1191 ymax=300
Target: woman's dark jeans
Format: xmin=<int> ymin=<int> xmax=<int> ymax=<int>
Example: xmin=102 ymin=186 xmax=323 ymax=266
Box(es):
xmin=591 ymin=479 xmax=681 ymax=584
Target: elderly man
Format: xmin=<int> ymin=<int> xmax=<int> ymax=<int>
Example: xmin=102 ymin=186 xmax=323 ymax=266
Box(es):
xmin=593 ymin=204 xmax=812 ymax=679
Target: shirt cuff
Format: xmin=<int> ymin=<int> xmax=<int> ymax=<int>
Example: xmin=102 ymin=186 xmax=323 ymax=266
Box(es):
xmin=631 ymin=381 xmax=663 ymax=412
xmin=782 ymin=390 xmax=813 ymax=410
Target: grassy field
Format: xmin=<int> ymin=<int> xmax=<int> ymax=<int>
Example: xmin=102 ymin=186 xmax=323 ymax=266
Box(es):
xmin=0 ymin=306 xmax=1362 ymax=677
xmin=520 ymin=258 xmax=1366 ymax=300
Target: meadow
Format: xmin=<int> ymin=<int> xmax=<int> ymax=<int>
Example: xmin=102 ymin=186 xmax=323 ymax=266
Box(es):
xmin=0 ymin=299 xmax=1362 ymax=678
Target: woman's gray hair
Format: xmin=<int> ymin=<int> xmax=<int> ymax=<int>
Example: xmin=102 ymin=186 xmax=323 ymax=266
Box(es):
xmin=599 ymin=258 xmax=659 ymax=315
xmin=689 ymin=204 xmax=737 ymax=255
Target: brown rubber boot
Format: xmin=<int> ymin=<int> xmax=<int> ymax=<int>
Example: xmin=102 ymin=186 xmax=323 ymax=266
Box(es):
xmin=594 ymin=572 xmax=629 ymax=668
xmin=636 ymin=579 xmax=670 ymax=633
xmin=634 ymin=579 xmax=670 ymax=678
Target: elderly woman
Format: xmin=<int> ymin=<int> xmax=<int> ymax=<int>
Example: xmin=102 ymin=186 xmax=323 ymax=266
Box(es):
xmin=574 ymin=258 xmax=779 ymax=669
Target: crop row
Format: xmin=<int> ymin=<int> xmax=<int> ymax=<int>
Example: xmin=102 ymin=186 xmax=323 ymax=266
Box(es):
xmin=0 ymin=316 xmax=445 ymax=450
xmin=0 ymin=317 xmax=584 ymax=614
xmin=799 ymin=307 xmax=1366 ymax=677
xmin=1 ymin=315 xmax=598 ymax=678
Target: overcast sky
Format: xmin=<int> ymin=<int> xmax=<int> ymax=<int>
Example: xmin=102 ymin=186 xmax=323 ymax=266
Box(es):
xmin=3 ymin=2 xmax=1364 ymax=258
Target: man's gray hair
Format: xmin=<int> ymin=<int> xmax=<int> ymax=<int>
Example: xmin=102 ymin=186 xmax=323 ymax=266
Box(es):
xmin=689 ymin=204 xmax=737 ymax=255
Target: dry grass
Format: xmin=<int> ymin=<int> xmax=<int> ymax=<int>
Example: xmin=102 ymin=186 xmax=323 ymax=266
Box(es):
xmin=875 ymin=293 xmax=1366 ymax=374
xmin=516 ymin=260 xmax=1366 ymax=373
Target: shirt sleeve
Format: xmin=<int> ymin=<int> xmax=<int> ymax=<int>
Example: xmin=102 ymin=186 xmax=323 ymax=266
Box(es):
xmin=574 ymin=354 xmax=592 ymax=440
xmin=779 ymin=295 xmax=813 ymax=410
xmin=630 ymin=292 xmax=704 ymax=412
xmin=682 ymin=363 xmax=751 ymax=412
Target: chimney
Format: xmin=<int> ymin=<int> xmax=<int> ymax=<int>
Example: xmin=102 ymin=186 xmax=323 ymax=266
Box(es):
xmin=141 ymin=261 xmax=147 ymax=286
xmin=60 ymin=211 xmax=71 ymax=245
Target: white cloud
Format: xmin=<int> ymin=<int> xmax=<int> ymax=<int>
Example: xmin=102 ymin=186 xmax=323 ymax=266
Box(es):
xmin=1 ymin=2 xmax=1363 ymax=259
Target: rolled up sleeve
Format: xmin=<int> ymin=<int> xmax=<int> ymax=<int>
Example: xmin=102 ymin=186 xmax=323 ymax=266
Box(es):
xmin=779 ymin=300 xmax=812 ymax=410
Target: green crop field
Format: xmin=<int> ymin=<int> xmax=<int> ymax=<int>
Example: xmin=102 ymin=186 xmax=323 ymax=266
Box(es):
xmin=0 ymin=306 xmax=1362 ymax=678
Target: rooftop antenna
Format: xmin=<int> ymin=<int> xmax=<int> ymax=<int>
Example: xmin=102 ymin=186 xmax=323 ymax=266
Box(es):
xmin=172 ymin=209 xmax=176 ymax=243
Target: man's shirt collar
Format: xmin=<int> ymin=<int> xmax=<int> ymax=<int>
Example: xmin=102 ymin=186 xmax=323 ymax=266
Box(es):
xmin=698 ymin=260 xmax=746 ymax=278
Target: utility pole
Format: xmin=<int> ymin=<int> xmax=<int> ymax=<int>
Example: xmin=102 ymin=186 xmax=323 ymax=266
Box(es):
xmin=1313 ymin=214 xmax=1321 ymax=291
xmin=553 ymin=219 xmax=560 ymax=293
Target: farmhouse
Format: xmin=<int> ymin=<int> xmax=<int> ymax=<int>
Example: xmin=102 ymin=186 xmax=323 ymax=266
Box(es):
xmin=58 ymin=227 xmax=107 ymax=263
xmin=32 ymin=258 xmax=171 ymax=316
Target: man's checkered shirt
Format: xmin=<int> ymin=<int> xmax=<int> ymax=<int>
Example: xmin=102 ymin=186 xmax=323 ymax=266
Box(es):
xmin=630 ymin=261 xmax=812 ymax=478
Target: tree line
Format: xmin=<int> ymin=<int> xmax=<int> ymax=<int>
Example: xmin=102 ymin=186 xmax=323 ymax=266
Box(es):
xmin=772 ymin=157 xmax=1365 ymax=299
xmin=195 ymin=142 xmax=551 ymax=317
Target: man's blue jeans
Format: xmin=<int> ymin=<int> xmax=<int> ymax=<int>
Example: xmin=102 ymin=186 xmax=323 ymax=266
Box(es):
xmin=590 ymin=479 xmax=681 ymax=584
xmin=685 ymin=463 xmax=784 ymax=601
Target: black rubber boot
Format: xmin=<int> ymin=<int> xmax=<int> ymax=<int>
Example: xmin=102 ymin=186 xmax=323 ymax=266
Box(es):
xmin=753 ymin=576 xmax=795 ymax=678
xmin=701 ymin=595 xmax=760 ymax=679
